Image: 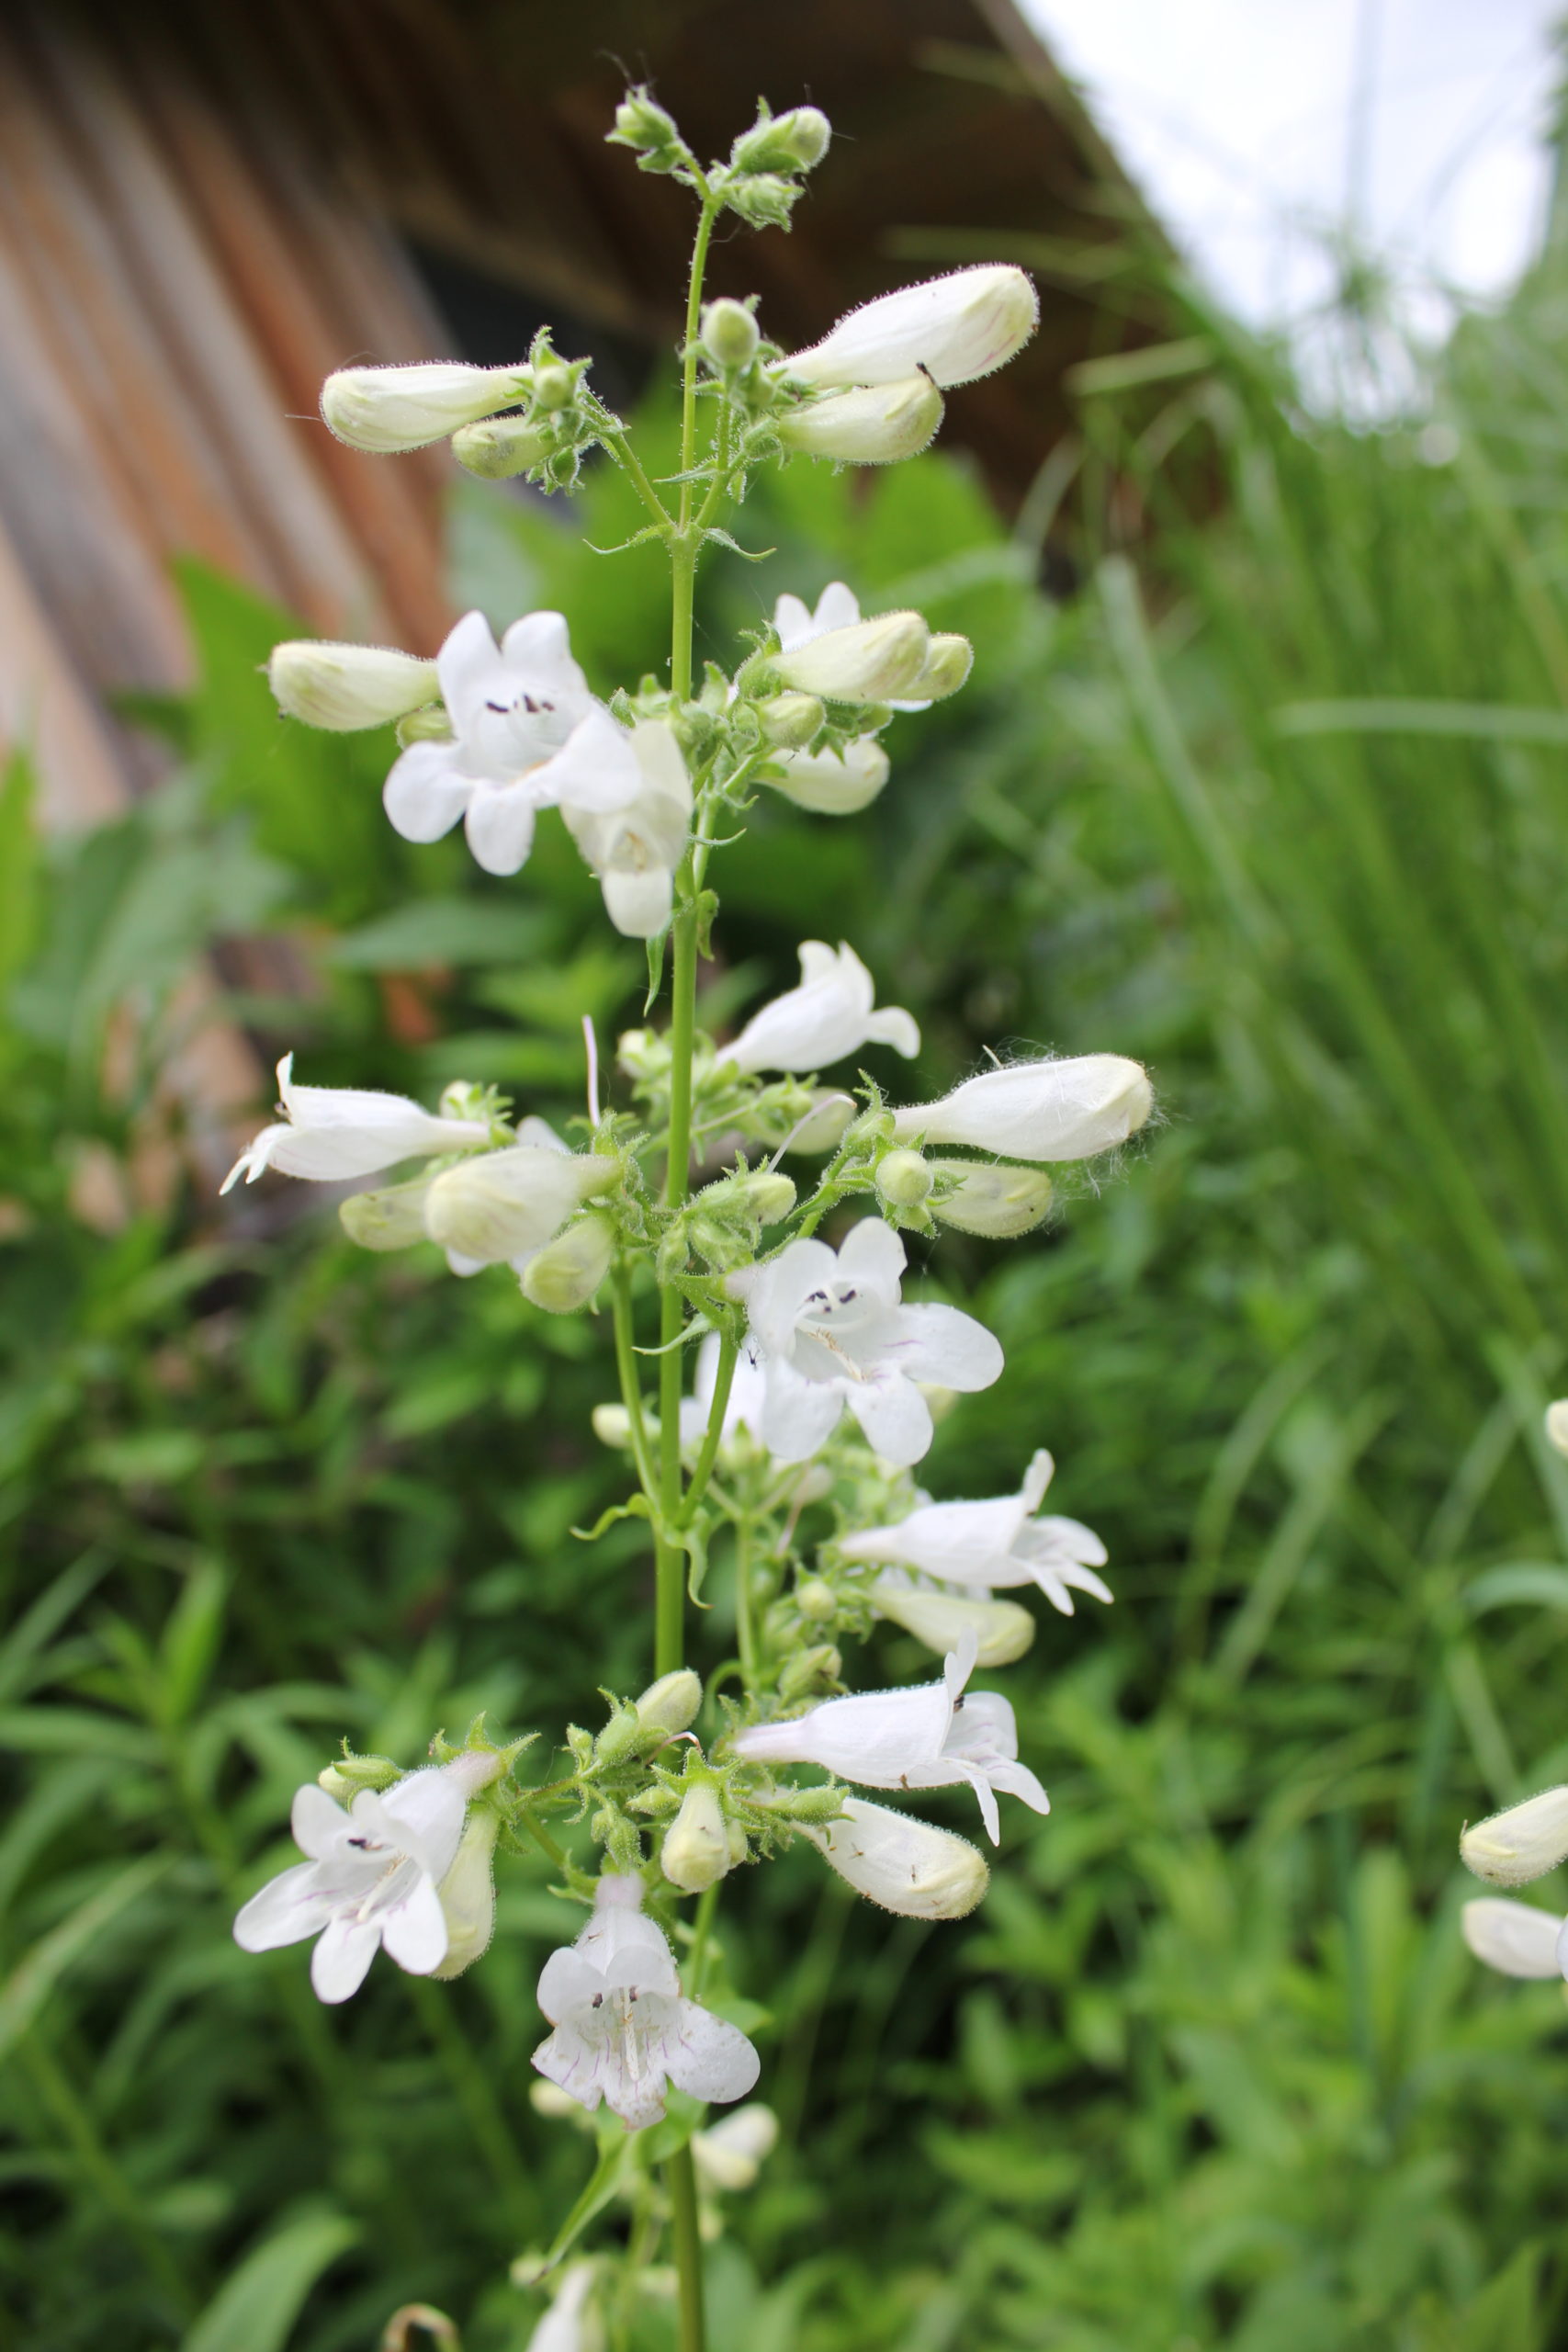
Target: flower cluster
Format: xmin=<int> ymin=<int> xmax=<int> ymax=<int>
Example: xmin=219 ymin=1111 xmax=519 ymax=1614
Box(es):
xmin=227 ymin=85 xmax=1152 ymax=2335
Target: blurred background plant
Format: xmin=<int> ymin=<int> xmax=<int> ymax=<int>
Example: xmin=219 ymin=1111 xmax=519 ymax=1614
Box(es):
xmin=13 ymin=110 xmax=1568 ymax=2352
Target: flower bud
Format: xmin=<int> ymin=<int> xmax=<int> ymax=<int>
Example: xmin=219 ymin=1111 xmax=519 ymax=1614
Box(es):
xmin=772 ymin=611 xmax=931 ymax=704
xmin=778 ymin=376 xmax=943 ymax=466
xmin=692 ymin=2103 xmax=779 ymax=2192
xmin=520 ymin=1213 xmax=615 ymax=1313
xmin=805 ymin=1794 xmax=989 ymax=1918
xmin=1461 ymin=1786 xmax=1568 ymax=1887
xmin=397 ymin=705 xmax=455 ymax=747
xmin=268 ymin=640 xmax=439 ymax=733
xmin=636 ymin=1668 xmax=703 ymax=1735
xmin=784 ymin=266 xmax=1039 ymax=391
xmin=429 ymin=1806 xmax=500 ymax=1979
xmin=317 ymin=1752 xmax=400 ymax=1799
xmin=765 ymin=737 xmax=889 ymax=815
xmin=451 ymin=416 xmax=553 ymax=479
xmin=928 ymin=1159 xmax=1053 ymax=1239
xmin=721 ymin=174 xmax=801 ymax=230
xmin=795 ymin=1577 xmax=838 ymax=1622
xmin=700 ymin=299 xmax=761 ymax=372
xmin=610 ymin=88 xmax=683 ymax=167
xmin=1461 ymin=1896 xmax=1564 ymax=1979
xmin=661 ymin=1783 xmax=730 ymax=1894
xmin=908 ymin=633 xmax=974 ymax=702
xmin=731 ymin=106 xmax=831 ymax=175
xmin=868 ymin=1580 xmax=1035 ymax=1667
xmin=339 ymin=1176 xmax=435 ymax=1252
xmin=320 ymin=362 xmax=526 ymax=455
xmin=754 ymin=691 xmax=824 ymax=749
xmin=894 ymin=1055 xmax=1153 ymax=1162
xmin=778 ymin=1644 xmax=841 ymax=1701
xmin=1548 ymin=1400 xmax=1568 ymax=1458
xmin=705 ymin=1170 xmax=796 ymax=1227
xmin=875 ymin=1148 xmax=932 ymax=1208
xmin=785 ymin=1091 xmax=857 ymax=1153
xmin=424 ymin=1147 xmax=617 ymax=1266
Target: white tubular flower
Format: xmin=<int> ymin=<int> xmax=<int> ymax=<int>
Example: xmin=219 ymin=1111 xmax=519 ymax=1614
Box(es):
xmin=423 ymin=1146 xmax=619 ymax=1272
xmin=232 ymin=1751 xmax=496 ymax=2003
xmin=731 ymin=1630 xmax=1044 ymax=1845
xmin=1461 ymin=1786 xmax=1568 ymax=1888
xmin=521 ymin=1214 xmax=616 ymax=1313
xmin=784 ymin=265 xmax=1039 ymax=391
xmin=1461 ymin=1897 xmax=1565 ymax=1980
xmin=525 ymin=2261 xmax=603 ymax=2352
xmin=778 ymin=376 xmax=944 ymax=465
xmin=562 ymin=720 xmax=693 ymax=938
xmin=892 ymin=1053 xmax=1153 ymax=1162
xmin=268 ymin=641 xmax=439 ymax=732
xmin=721 ymin=942 xmax=919 ymax=1077
xmin=220 ymin=1054 xmax=491 ymax=1193
xmin=772 ymin=583 xmax=931 ymax=712
xmin=383 ymin=609 xmax=639 ymax=878
xmin=430 ymin=1805 xmax=500 ymax=1981
xmin=532 ymin=1875 xmax=760 ymax=2132
xmin=321 ymin=361 xmax=527 ymax=454
xmin=678 ymin=1331 xmax=768 ymax=1456
xmin=803 ymin=1793 xmax=989 ymax=1918
xmin=1546 ymin=1399 xmax=1568 ymax=1457
xmin=839 ymin=1448 xmax=1111 ymax=1617
xmin=728 ymin=1218 xmax=1002 ymax=1468
xmin=772 ymin=610 xmax=931 ymax=705
xmin=765 ymin=738 xmax=890 ymax=816
xmin=868 ymin=1579 xmax=1035 ymax=1667
xmin=692 ymin=2104 xmax=779 ymax=2193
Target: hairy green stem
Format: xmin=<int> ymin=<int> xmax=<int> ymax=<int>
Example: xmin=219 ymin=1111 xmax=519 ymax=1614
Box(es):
xmin=734 ymin=1512 xmax=758 ymax=1689
xmin=611 ymin=1265 xmax=659 ymax=1500
xmin=677 ymin=1330 xmax=738 ymax=1531
xmin=668 ymin=2143 xmax=705 ymax=2352
xmin=655 ymin=890 xmax=700 ymax=1677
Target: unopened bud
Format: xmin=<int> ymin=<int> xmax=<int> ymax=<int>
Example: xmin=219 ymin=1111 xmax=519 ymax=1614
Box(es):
xmin=876 ymin=1149 xmax=932 ymax=1208
xmin=532 ymin=363 xmax=576 ymax=413
xmin=779 ymin=1644 xmax=841 ymax=1701
xmin=786 ymin=1091 xmax=857 ymax=1153
xmin=772 ymin=611 xmax=931 ymax=704
xmin=795 ymin=1577 xmax=838 ymax=1622
xmin=909 ymin=633 xmax=974 ymax=702
xmin=451 ymin=416 xmax=552 ymax=479
xmin=268 ymin=640 xmax=440 ymax=733
xmin=636 ymin=1668 xmax=702 ymax=1735
xmin=895 ymin=1055 xmax=1152 ymax=1163
xmin=692 ymin=2103 xmax=780 ymax=2193
xmin=754 ymin=691 xmax=823 ymax=749
xmin=765 ymin=737 xmax=889 ymax=816
xmin=397 ymin=705 xmax=455 ymax=747
xmin=1461 ymin=1786 xmax=1568 ymax=1887
xmin=778 ymin=376 xmax=943 ymax=467
xmin=429 ymin=1806 xmax=499 ymax=1979
xmin=1547 ymin=1400 xmax=1568 ymax=1457
xmin=610 ymin=88 xmax=683 ymax=166
xmin=592 ymin=1403 xmax=634 ymax=1449
xmin=1461 ymin=1896 xmax=1564 ymax=1979
xmin=721 ymin=174 xmax=801 ymax=231
xmin=785 ymin=265 xmax=1039 ymax=392
xmin=805 ymin=1794 xmax=989 ymax=1918
xmin=726 ymin=1170 xmax=797 ymax=1226
xmin=339 ymin=1176 xmax=434 ymax=1252
xmin=425 ymin=1148 xmax=616 ymax=1266
xmin=661 ymin=1783 xmax=730 ymax=1894
xmin=928 ymin=1159 xmax=1053 ymax=1239
xmin=317 ymin=1752 xmax=400 ymax=1799
xmin=321 ymin=362 xmax=526 ymax=455
xmin=731 ymin=106 xmax=832 ymax=175
xmin=869 ymin=1580 xmax=1035 ymax=1667
xmin=520 ymin=1213 xmax=615 ymax=1313
xmin=700 ymin=299 xmax=761 ymax=372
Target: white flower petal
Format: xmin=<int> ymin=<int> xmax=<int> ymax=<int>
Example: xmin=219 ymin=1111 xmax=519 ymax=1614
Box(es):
xmin=378 ymin=1871 xmax=451 ymax=1976
xmin=662 ymin=2002 xmax=762 ymax=2105
xmin=232 ymin=1861 xmax=325 ymax=1952
xmin=310 ymin=1914 xmax=383 ymax=2004
xmin=438 ymin=609 xmax=513 ymax=731
xmin=500 ymin=610 xmax=585 ymax=696
xmin=546 ymin=707 xmax=643 ymax=816
xmin=463 ymin=780 xmax=539 ymax=876
xmin=761 ymin=1357 xmax=846 ymax=1462
xmin=882 ymin=1302 xmax=1004 ymax=1392
xmin=382 ymin=740 xmax=474 ymax=845
xmin=846 ymin=1371 xmax=932 ymax=1466
xmin=1462 ymin=1897 xmax=1565 ymax=1978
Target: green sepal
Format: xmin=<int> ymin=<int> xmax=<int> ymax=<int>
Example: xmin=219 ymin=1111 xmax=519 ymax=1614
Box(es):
xmin=645 ymin=929 xmax=668 ymax=1013
xmin=693 ymin=889 xmax=720 ymax=959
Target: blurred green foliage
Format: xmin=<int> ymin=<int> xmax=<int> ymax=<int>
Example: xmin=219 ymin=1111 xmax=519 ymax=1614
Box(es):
xmin=10 ymin=255 xmax=1568 ymax=2352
